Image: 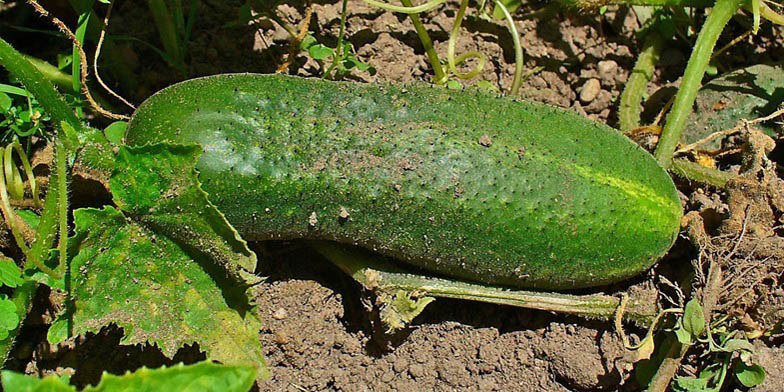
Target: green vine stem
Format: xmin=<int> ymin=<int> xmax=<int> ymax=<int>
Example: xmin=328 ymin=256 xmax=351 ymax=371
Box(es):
xmin=56 ymin=139 xmax=68 ymax=278
xmin=323 ymin=0 xmax=350 ymax=79
xmin=671 ymin=158 xmax=735 ymax=187
xmin=560 ymin=0 xmax=714 ymax=8
xmin=400 ymin=0 xmax=447 ymax=84
xmin=494 ymin=0 xmax=523 ymax=94
xmin=310 ymin=241 xmax=658 ymax=325
xmin=361 ymin=0 xmax=445 ymax=14
xmin=653 ymin=0 xmax=744 ymax=168
xmin=0 ymin=152 xmax=31 ymax=256
xmin=619 ymin=30 xmax=664 ymax=132
xmin=448 ymin=0 xmax=487 ymax=80
xmin=11 ymin=138 xmax=40 ymax=207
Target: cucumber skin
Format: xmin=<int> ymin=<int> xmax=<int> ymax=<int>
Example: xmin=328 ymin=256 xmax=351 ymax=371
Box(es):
xmin=125 ymin=74 xmax=681 ymax=290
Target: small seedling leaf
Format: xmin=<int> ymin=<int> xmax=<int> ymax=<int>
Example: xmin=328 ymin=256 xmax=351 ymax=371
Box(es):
xmin=0 ymin=92 xmax=11 ymax=112
xmin=299 ymin=34 xmax=317 ymax=50
xmin=674 ymin=322 xmax=693 ymax=345
xmin=47 ymin=318 xmax=68 ymax=346
xmin=103 ymin=121 xmax=127 ymax=145
xmin=446 ymin=80 xmax=462 ymax=90
xmin=308 ymin=44 xmax=334 ymax=61
xmin=0 ymin=258 xmax=23 ymax=288
xmin=673 ymin=375 xmax=709 ymax=392
xmin=722 ymin=338 xmax=754 ymax=353
xmin=380 ymin=290 xmax=435 ymax=331
xmin=682 ymin=299 xmax=705 ymax=338
xmin=0 ymin=296 xmax=19 ymax=340
xmin=633 ymin=335 xmax=656 ymax=362
xmin=734 ymin=361 xmax=765 ymax=387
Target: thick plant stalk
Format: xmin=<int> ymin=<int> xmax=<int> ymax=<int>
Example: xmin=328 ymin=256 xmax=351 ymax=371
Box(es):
xmin=672 ymin=158 xmax=735 ymax=187
xmin=619 ymin=30 xmax=664 ymax=132
xmin=400 ymin=0 xmax=447 ymax=84
xmin=310 ymin=241 xmax=658 ymax=325
xmin=654 ymin=0 xmax=745 ymax=168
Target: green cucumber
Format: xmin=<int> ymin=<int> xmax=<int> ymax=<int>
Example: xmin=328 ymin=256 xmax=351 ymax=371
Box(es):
xmin=125 ymin=74 xmax=681 ymax=290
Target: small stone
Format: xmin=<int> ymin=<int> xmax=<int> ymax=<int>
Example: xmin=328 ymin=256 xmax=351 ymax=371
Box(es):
xmin=579 ymin=78 xmax=601 ymax=103
xmin=597 ymin=60 xmax=617 ymax=79
xmin=273 ymin=331 xmax=290 ymax=345
xmin=272 ymin=307 xmax=288 ymax=320
xmin=478 ymin=134 xmax=493 ymax=147
xmin=308 ymin=212 xmax=318 ymax=226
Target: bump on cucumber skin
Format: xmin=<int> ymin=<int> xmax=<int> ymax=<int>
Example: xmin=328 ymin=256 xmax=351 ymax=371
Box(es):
xmin=126 ymin=74 xmax=682 ymax=290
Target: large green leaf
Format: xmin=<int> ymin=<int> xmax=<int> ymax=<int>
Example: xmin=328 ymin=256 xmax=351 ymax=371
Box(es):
xmin=64 ymin=145 xmax=266 ymax=378
xmin=0 ymin=371 xmax=74 ymax=392
xmin=110 ymin=144 xmax=256 ymax=277
xmin=0 ymin=361 xmax=256 ymax=392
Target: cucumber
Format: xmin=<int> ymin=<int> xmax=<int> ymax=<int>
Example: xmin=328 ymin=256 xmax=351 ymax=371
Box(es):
xmin=125 ymin=74 xmax=681 ymax=290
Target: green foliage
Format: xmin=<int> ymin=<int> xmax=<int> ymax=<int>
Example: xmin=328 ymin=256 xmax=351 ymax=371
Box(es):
xmin=0 ymin=361 xmax=256 ymax=392
xmin=145 ymin=0 xmax=200 ymax=75
xmin=0 ymin=296 xmax=19 ymax=340
xmin=103 ymin=121 xmax=127 ymax=145
xmin=300 ymin=34 xmax=376 ymax=79
xmin=0 ymin=258 xmax=23 ymax=288
xmin=59 ymin=145 xmax=265 ymax=378
xmin=734 ymin=361 xmax=765 ymax=387
xmin=0 ymin=38 xmax=84 ymax=139
xmin=0 ymin=86 xmax=49 ymax=141
xmin=664 ymin=299 xmax=767 ymax=391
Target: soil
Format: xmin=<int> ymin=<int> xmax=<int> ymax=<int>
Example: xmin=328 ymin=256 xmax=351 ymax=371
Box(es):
xmin=1 ymin=0 xmax=784 ymax=390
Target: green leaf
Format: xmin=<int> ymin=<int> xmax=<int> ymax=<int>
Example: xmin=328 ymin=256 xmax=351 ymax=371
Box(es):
xmin=0 ymin=92 xmax=11 ymax=112
xmin=673 ymin=376 xmax=709 ymax=392
xmin=0 ymin=258 xmax=23 ymax=288
xmin=110 ymin=145 xmax=256 ymax=276
xmin=1 ymin=361 xmax=255 ymax=392
xmin=47 ymin=318 xmax=68 ymax=346
xmin=66 ymin=207 xmax=266 ymax=379
xmin=0 ymin=37 xmax=83 ymax=136
xmin=446 ymin=80 xmax=462 ymax=90
xmin=84 ymin=362 xmax=255 ymax=392
xmin=103 ymin=121 xmax=127 ymax=145
xmin=734 ymin=361 xmax=765 ymax=387
xmin=682 ymin=299 xmax=705 ymax=339
xmin=299 ymin=35 xmax=317 ymax=50
xmin=308 ymin=44 xmax=334 ymax=61
xmin=379 ymin=290 xmax=435 ymax=331
xmin=474 ymin=80 xmax=499 ymax=93
xmin=751 ymin=0 xmax=760 ymax=34
xmin=0 ymin=371 xmax=75 ymax=392
xmin=722 ymin=338 xmax=753 ymax=353
xmin=674 ymin=321 xmax=692 ymax=345
xmin=67 ymin=144 xmax=265 ymax=378
xmin=0 ymin=296 xmax=20 ymax=340
xmin=16 ymin=209 xmax=40 ymax=231
xmin=492 ymin=0 xmax=521 ymax=20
